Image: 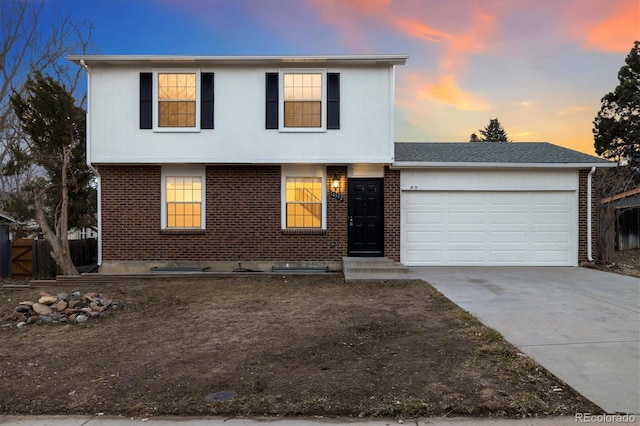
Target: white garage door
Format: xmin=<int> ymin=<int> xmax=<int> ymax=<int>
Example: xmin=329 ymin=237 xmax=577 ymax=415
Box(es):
xmin=402 ymin=191 xmax=577 ymax=266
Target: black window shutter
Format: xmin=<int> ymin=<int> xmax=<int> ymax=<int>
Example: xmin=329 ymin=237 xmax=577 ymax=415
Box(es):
xmin=140 ymin=73 xmax=153 ymax=129
xmin=201 ymin=72 xmax=214 ymax=129
xmin=327 ymin=73 xmax=340 ymax=130
xmin=265 ymin=72 xmax=279 ymax=129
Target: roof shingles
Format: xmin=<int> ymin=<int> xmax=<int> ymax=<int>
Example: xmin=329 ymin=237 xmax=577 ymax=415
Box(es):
xmin=394 ymin=142 xmax=612 ymax=164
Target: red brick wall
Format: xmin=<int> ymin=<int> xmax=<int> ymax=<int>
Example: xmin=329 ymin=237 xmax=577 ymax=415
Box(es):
xmin=384 ymin=167 xmax=400 ymax=261
xmin=98 ymin=165 xmax=349 ymax=263
xmin=578 ymin=168 xmax=598 ymax=264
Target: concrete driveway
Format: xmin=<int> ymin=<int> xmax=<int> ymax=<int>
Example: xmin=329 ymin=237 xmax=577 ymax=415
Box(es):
xmin=410 ymin=266 xmax=640 ymax=414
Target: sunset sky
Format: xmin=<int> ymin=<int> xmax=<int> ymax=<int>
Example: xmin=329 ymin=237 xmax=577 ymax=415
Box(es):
xmin=44 ymin=0 xmax=639 ymax=156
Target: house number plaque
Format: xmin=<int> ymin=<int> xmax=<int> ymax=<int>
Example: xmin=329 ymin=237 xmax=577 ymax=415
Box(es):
xmin=330 ymin=191 xmax=344 ymax=202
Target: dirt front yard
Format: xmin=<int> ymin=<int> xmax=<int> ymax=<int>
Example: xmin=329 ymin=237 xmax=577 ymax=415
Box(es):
xmin=609 ymin=248 xmax=640 ymax=278
xmin=0 ymin=275 xmax=599 ymax=419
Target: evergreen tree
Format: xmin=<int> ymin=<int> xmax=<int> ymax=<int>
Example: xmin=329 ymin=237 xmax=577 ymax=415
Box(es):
xmin=10 ymin=72 xmax=94 ymax=275
xmin=469 ymin=133 xmax=480 ymax=142
xmin=593 ymin=41 xmax=640 ymax=164
xmin=478 ymin=118 xmax=510 ymax=142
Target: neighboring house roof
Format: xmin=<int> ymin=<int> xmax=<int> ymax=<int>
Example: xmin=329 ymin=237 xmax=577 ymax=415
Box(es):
xmin=602 ymin=187 xmax=640 ymax=209
xmin=67 ymin=54 xmax=409 ymax=67
xmin=0 ymin=209 xmax=21 ymax=224
xmin=393 ymin=142 xmax=616 ymax=168
xmin=614 ymin=195 xmax=640 ymax=209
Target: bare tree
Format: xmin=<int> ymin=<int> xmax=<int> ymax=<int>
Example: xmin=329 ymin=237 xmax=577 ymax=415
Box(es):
xmin=0 ymin=0 xmax=92 ymax=198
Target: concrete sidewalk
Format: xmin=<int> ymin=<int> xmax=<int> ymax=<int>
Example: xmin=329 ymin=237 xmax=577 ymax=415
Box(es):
xmin=2 ymin=414 xmax=638 ymax=425
xmin=411 ymin=267 xmax=640 ymax=414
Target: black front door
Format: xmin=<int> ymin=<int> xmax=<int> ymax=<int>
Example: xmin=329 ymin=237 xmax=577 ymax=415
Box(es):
xmin=348 ymin=178 xmax=384 ymax=256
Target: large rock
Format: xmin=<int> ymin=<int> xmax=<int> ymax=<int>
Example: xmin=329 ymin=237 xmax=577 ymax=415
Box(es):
xmin=38 ymin=296 xmax=58 ymax=305
xmin=32 ymin=303 xmax=52 ymax=315
xmin=56 ymin=300 xmax=68 ymax=312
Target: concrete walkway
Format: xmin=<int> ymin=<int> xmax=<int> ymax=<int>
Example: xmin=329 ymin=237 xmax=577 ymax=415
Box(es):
xmin=410 ymin=267 xmax=640 ymax=414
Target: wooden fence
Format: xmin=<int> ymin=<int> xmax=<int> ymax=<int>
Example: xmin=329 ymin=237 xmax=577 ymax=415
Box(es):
xmin=26 ymin=239 xmax=98 ymax=280
xmin=10 ymin=239 xmax=33 ymax=278
xmin=617 ymin=207 xmax=640 ymax=250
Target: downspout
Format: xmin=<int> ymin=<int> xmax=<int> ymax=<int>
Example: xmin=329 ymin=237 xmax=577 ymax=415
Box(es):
xmin=80 ymin=60 xmax=102 ymax=267
xmin=587 ymin=166 xmax=596 ymax=262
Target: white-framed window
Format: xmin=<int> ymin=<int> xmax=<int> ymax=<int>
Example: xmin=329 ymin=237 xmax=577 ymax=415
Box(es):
xmin=153 ymin=69 xmax=200 ymax=132
xmin=279 ymin=69 xmax=327 ymax=132
xmin=161 ymin=165 xmax=206 ymax=229
xmin=281 ymin=165 xmax=326 ymax=229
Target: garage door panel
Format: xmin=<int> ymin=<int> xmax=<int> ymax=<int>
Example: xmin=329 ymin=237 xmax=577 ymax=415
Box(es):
xmin=532 ymin=212 xmax=569 ymax=224
xmin=490 ymin=212 xmax=528 ymax=225
xmin=406 ymin=212 xmax=442 ymax=225
xmin=448 ymin=212 xmax=485 ymax=224
xmin=402 ymin=190 xmax=577 ymax=266
xmin=490 ymin=231 xmax=528 ymax=243
xmin=489 ymin=250 xmax=528 ymax=263
xmin=406 ymin=250 xmax=443 ymax=263
xmin=447 ymin=250 xmax=486 ymax=263
xmin=532 ymin=250 xmax=570 ymax=263
xmin=405 ymin=231 xmax=443 ymax=243
xmin=449 ymin=231 xmax=484 ymax=243
xmin=532 ymin=231 xmax=569 ymax=243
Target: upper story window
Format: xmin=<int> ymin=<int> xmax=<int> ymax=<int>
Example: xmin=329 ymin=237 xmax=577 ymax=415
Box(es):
xmin=266 ymin=70 xmax=339 ymax=132
xmin=158 ymin=73 xmax=196 ymax=128
xmin=140 ymin=71 xmax=214 ymax=131
xmin=283 ymin=73 xmax=322 ymax=128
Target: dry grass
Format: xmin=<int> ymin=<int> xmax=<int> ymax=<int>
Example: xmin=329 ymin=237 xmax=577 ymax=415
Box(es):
xmin=0 ymin=275 xmax=599 ymax=419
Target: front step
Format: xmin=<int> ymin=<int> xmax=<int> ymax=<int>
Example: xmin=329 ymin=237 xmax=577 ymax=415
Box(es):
xmin=342 ymin=257 xmax=416 ymax=282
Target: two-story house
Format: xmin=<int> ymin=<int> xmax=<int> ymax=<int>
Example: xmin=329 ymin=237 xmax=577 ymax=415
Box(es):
xmin=67 ymin=55 xmax=408 ymax=272
xmin=68 ymin=54 xmax=613 ymax=273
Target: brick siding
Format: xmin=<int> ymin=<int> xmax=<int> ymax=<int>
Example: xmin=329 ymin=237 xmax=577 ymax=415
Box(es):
xmin=98 ymin=165 xmax=350 ymax=263
xmin=578 ymin=168 xmax=598 ymax=264
xmin=384 ymin=167 xmax=401 ymax=261
xmin=99 ymin=165 xmax=593 ymax=267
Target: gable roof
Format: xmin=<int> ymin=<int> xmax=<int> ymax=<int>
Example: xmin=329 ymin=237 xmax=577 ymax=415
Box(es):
xmin=394 ymin=142 xmax=615 ymax=168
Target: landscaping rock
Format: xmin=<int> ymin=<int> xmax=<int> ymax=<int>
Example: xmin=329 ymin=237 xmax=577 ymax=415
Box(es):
xmin=32 ymin=303 xmax=52 ymax=315
xmin=56 ymin=301 xmax=68 ymax=312
xmin=38 ymin=296 xmax=58 ymax=305
xmin=7 ymin=291 xmax=122 ymax=327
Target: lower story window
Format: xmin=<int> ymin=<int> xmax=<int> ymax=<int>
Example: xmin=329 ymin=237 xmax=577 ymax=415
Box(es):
xmin=285 ymin=177 xmax=322 ymax=228
xmin=166 ymin=176 xmax=202 ymax=228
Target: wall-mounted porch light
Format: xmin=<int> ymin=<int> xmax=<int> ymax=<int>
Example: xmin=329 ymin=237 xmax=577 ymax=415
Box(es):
xmin=331 ymin=175 xmax=340 ymax=191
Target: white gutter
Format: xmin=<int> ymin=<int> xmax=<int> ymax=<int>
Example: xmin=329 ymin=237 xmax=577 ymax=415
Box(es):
xmin=67 ymin=54 xmax=409 ymax=66
xmin=587 ymin=166 xmax=596 ymax=262
xmin=80 ymin=60 xmax=102 ymax=267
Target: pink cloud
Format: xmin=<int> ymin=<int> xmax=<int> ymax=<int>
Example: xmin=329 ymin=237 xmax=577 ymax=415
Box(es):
xmin=584 ymin=0 xmax=639 ymax=52
xmin=403 ymin=73 xmax=490 ymax=111
xmin=390 ymin=16 xmax=450 ymax=43
xmin=305 ymin=0 xmax=393 ymax=50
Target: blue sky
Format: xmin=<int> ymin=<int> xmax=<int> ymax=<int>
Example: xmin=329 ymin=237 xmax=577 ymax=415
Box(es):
xmin=43 ymin=0 xmax=639 ymax=156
